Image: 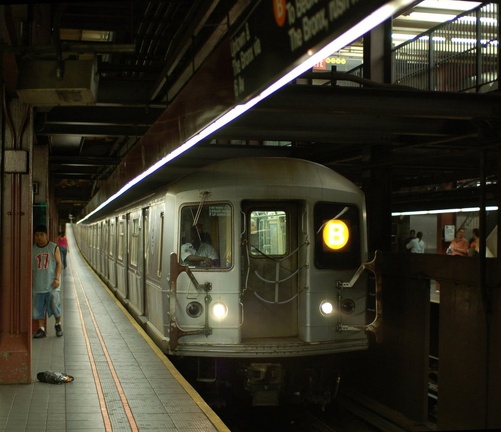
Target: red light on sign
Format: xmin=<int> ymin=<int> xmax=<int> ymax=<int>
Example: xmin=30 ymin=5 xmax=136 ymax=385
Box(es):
xmin=313 ymin=60 xmax=327 ymax=70
xmin=273 ymin=0 xmax=287 ymax=27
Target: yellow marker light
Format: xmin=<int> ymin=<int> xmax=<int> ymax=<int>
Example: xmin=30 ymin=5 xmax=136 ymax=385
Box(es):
xmin=323 ymin=220 xmax=349 ymax=250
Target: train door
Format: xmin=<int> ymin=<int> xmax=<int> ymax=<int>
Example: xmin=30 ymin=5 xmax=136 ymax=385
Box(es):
xmin=116 ymin=215 xmax=128 ymax=300
xmin=101 ymin=220 xmax=109 ymax=280
xmin=240 ymin=201 xmax=300 ymax=340
xmin=108 ymin=217 xmax=117 ymax=290
xmin=127 ymin=210 xmax=144 ymax=315
xmin=142 ymin=203 xmax=164 ymax=333
xmin=92 ymin=224 xmax=98 ymax=268
xmin=97 ymin=222 xmax=103 ymax=275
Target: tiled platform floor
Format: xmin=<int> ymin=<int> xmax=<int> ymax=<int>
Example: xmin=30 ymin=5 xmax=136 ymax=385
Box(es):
xmin=0 ymin=227 xmax=229 ymax=432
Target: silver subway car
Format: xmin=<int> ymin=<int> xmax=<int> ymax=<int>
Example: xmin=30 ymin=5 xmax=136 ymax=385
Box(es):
xmin=74 ymin=157 xmax=381 ymax=406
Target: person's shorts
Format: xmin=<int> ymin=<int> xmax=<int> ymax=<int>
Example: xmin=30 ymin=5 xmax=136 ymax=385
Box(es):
xmin=33 ymin=290 xmax=61 ymax=319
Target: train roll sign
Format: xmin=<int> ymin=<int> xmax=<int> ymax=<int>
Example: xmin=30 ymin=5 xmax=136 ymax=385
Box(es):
xmin=230 ymin=0 xmax=404 ymax=102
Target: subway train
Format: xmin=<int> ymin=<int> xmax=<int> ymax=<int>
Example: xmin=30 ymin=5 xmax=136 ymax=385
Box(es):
xmin=73 ymin=157 xmax=381 ymax=407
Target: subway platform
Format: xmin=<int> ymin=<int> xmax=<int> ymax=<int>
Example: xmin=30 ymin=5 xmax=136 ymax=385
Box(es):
xmin=0 ymin=227 xmax=229 ymax=431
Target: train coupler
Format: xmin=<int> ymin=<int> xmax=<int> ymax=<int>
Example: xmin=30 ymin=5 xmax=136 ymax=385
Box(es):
xmin=245 ymin=363 xmax=283 ymax=406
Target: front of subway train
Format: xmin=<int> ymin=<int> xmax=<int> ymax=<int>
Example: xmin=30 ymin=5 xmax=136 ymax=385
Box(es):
xmin=167 ymin=158 xmax=381 ymax=407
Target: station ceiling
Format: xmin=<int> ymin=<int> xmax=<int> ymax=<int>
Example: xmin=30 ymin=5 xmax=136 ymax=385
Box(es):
xmin=2 ymin=1 xmax=499 ymax=221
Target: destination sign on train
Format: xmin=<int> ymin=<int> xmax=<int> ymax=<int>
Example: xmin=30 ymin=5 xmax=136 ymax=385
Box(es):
xmin=230 ymin=0 xmax=391 ymax=102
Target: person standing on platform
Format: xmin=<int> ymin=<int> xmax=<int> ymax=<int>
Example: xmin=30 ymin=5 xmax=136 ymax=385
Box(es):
xmin=468 ymin=228 xmax=480 ymax=256
xmin=402 ymin=229 xmax=416 ymax=252
xmin=406 ymin=231 xmax=425 ymax=253
xmin=32 ymin=225 xmax=63 ymax=338
xmin=57 ymin=231 xmax=70 ymax=269
xmin=447 ymin=228 xmax=469 ymax=256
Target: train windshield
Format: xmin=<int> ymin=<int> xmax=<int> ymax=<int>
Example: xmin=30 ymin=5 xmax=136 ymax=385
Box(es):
xmin=314 ymin=203 xmax=361 ymax=269
xmin=249 ymin=210 xmax=287 ymax=256
xmin=179 ymin=203 xmax=232 ymax=269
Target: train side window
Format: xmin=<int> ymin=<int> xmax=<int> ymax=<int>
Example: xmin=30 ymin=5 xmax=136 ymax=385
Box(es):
xmin=249 ymin=210 xmax=287 ymax=256
xmin=109 ymin=220 xmax=114 ymax=257
xmin=179 ymin=203 xmax=232 ymax=269
xmin=314 ymin=203 xmax=361 ymax=269
xmin=130 ymin=217 xmax=139 ymax=266
xmin=118 ymin=220 xmax=124 ymax=261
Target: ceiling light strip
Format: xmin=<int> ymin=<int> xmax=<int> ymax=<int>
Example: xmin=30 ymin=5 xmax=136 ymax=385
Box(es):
xmin=392 ymin=206 xmax=499 ymax=216
xmin=78 ymin=0 xmax=416 ymax=224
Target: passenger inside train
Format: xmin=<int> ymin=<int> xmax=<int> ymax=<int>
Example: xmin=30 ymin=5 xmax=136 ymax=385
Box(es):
xmin=179 ymin=202 xmax=233 ymax=268
xmin=180 ymin=225 xmax=220 ymax=267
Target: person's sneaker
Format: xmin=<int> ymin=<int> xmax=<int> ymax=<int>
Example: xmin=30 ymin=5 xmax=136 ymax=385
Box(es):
xmin=55 ymin=324 xmax=63 ymax=337
xmin=34 ymin=328 xmax=46 ymax=338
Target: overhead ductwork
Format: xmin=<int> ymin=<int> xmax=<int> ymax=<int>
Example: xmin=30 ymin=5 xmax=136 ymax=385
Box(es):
xmin=17 ymin=58 xmax=98 ymax=106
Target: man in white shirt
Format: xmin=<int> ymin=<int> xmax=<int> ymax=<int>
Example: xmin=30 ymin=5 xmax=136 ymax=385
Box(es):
xmin=181 ymin=226 xmax=219 ymax=267
xmin=406 ymin=231 xmax=425 ymax=253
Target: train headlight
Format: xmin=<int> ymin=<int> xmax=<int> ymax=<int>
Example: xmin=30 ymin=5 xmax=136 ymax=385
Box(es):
xmin=341 ymin=299 xmax=356 ymax=314
xmin=323 ymin=220 xmax=349 ymax=250
xmin=211 ymin=301 xmax=228 ymax=321
xmin=186 ymin=301 xmax=203 ymax=318
xmin=319 ymin=300 xmax=335 ymax=317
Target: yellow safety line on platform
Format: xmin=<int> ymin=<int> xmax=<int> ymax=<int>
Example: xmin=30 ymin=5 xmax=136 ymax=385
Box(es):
xmin=83 ymin=259 xmax=231 ymax=432
xmin=72 ymin=264 xmax=139 ymax=432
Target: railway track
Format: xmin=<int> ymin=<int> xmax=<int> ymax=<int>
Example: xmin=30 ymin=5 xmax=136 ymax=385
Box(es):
xmin=214 ymin=393 xmax=432 ymax=432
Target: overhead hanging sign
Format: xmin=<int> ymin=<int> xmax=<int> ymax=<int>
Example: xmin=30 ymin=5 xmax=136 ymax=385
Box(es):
xmin=230 ymin=0 xmax=392 ymax=102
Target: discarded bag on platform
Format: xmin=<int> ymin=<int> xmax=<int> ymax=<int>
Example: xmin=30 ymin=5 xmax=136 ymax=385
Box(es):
xmin=37 ymin=371 xmax=74 ymax=384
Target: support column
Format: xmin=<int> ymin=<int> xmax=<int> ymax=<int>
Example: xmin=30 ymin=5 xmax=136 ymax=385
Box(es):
xmin=0 ymin=96 xmax=33 ymax=383
xmin=362 ymin=145 xmax=392 ymax=254
xmin=361 ymin=22 xmax=394 ymax=255
xmin=363 ymin=19 xmax=393 ymax=83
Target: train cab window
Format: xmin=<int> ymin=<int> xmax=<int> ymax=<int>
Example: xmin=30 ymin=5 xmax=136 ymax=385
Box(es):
xmin=249 ymin=210 xmax=287 ymax=256
xmin=314 ymin=203 xmax=361 ymax=269
xmin=179 ymin=203 xmax=232 ymax=269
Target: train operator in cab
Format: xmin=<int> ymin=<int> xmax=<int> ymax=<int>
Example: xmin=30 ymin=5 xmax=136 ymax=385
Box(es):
xmin=181 ymin=226 xmax=219 ymax=267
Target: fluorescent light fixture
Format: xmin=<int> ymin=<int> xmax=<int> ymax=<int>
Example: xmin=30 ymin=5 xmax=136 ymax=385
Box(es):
xmin=418 ymin=1 xmax=481 ymax=12
xmin=392 ymin=206 xmax=498 ymax=216
xmin=392 ymin=34 xmax=446 ymax=45
xmin=418 ymin=35 xmax=446 ymax=42
xmin=395 ymin=34 xmax=496 ymax=45
xmin=451 ymin=38 xmax=477 ymax=44
xmin=458 ymin=16 xmax=497 ymax=25
xmin=392 ymin=33 xmax=419 ymax=41
xmin=78 ymin=0 xmax=417 ymax=224
xmin=407 ymin=12 xmax=457 ymax=23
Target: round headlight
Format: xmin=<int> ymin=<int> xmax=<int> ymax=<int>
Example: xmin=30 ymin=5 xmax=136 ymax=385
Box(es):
xmin=319 ymin=300 xmax=335 ymax=317
xmin=211 ymin=301 xmax=228 ymax=320
xmin=186 ymin=301 xmax=203 ymax=318
xmin=341 ymin=299 xmax=356 ymax=315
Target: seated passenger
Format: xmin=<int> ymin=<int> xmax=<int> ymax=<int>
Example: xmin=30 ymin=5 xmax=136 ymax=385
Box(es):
xmin=181 ymin=227 xmax=219 ymax=267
